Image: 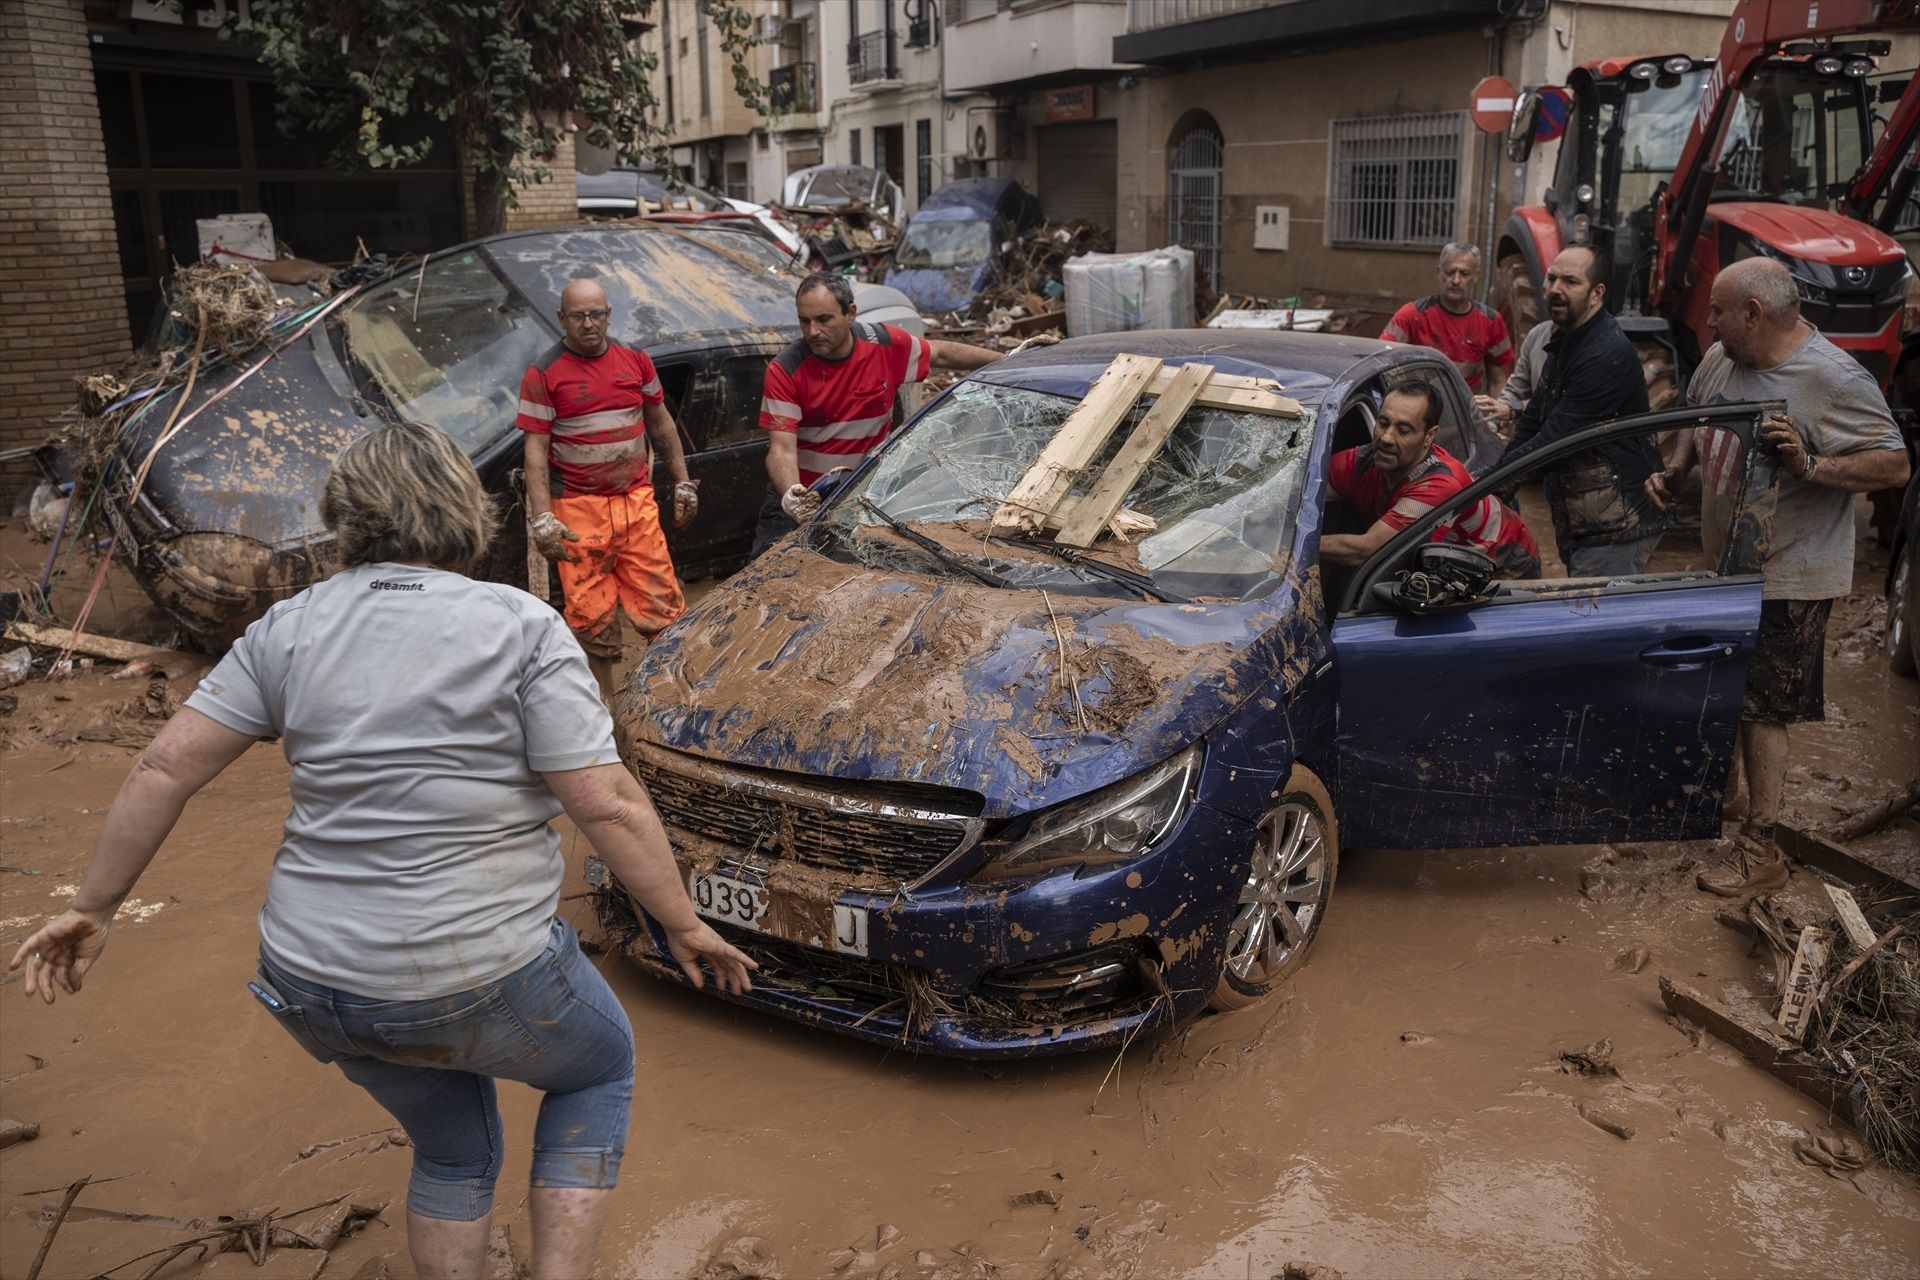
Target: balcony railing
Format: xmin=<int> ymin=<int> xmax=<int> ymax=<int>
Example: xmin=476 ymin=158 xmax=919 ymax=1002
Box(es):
xmin=769 ymin=61 xmax=818 ymax=114
xmin=847 ymin=31 xmax=899 ymax=85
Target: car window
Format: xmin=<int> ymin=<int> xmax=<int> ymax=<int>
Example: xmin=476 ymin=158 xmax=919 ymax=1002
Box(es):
xmin=704 ymin=354 xmax=772 ymax=450
xmin=1340 ymin=416 xmax=1763 ymax=614
xmin=820 ymin=379 xmax=1315 ymax=602
xmin=339 ymin=249 xmax=552 ymax=452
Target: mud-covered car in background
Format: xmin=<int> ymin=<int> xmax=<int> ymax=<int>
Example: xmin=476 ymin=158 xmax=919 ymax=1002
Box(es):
xmin=594 ymin=331 xmax=1782 ymax=1057
xmin=78 ymin=224 xmax=919 ymax=650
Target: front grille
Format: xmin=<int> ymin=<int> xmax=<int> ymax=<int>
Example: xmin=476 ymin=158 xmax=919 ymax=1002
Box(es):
xmin=633 ymin=745 xmax=981 ymax=885
xmin=978 ymin=944 xmax=1146 ymax=1014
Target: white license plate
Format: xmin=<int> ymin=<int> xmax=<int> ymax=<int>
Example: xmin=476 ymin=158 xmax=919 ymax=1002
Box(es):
xmin=687 ymin=869 xmax=870 ymax=957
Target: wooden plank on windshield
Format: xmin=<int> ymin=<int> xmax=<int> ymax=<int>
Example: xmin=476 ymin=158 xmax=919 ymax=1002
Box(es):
xmin=992 ymin=353 xmax=1162 ymax=537
xmin=1147 ymin=366 xmax=1302 ymax=417
xmin=1055 ymin=362 xmax=1215 ymax=548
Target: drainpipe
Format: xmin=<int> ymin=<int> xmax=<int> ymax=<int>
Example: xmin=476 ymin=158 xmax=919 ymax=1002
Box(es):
xmin=1482 ymin=22 xmax=1504 ymax=302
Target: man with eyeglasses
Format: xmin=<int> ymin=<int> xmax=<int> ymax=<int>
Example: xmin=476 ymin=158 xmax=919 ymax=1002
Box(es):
xmin=517 ymin=276 xmax=699 ymax=700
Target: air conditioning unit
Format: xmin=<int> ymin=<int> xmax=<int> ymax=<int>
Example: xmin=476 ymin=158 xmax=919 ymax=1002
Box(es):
xmin=965 ymin=106 xmax=1014 ymax=160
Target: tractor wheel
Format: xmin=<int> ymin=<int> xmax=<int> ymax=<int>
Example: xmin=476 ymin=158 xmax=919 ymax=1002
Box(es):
xmin=1493 ymin=252 xmax=1542 ymax=339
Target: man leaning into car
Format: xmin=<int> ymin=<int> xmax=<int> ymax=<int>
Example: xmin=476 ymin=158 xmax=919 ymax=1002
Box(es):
xmin=518 ymin=276 xmax=700 ymax=702
xmin=1320 ymin=380 xmax=1541 ymax=579
xmin=753 ymin=272 xmax=1001 ymax=554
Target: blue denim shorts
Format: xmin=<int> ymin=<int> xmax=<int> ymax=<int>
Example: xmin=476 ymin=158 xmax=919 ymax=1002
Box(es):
xmin=253 ymin=917 xmax=634 ymax=1221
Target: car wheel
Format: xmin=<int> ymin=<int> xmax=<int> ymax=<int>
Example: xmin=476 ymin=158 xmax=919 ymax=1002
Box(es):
xmin=1892 ymin=552 xmax=1918 ymax=678
xmin=1208 ymin=767 xmax=1339 ymax=1012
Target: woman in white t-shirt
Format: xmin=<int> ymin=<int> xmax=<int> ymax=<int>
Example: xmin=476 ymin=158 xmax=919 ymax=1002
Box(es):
xmin=9 ymin=422 xmax=753 ymax=1280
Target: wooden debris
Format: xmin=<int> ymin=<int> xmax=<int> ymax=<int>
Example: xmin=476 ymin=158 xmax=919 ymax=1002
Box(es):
xmin=1009 ymin=1188 xmax=1061 ymax=1208
xmin=1822 ymin=882 xmax=1878 ymax=953
xmin=1141 ymin=364 xmax=1301 ymax=417
xmin=1659 ymin=977 xmax=1851 ymax=1120
xmin=1825 ymin=922 xmax=1907 ymax=997
xmin=1055 ymin=362 xmax=1214 ymax=548
xmin=1558 ymin=1038 xmax=1618 ymax=1077
xmin=1775 ymin=823 xmax=1915 ymax=895
xmin=1775 ymin=926 xmax=1833 ymax=1043
xmin=3 ymin=622 xmax=194 ymax=675
xmin=1826 ymin=779 xmax=1920 ymax=843
xmin=993 ymin=354 xmax=1162 ymax=536
xmin=25 ymin=1174 xmax=88 ymax=1280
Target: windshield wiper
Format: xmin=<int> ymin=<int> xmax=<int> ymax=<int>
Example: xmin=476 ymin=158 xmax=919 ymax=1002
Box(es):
xmin=988 ymin=534 xmax=1190 ymax=604
xmin=859 ymin=498 xmax=1011 ymax=589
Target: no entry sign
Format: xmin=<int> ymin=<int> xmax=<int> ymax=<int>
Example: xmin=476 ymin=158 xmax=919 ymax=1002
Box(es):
xmin=1471 ymin=75 xmax=1518 ymax=134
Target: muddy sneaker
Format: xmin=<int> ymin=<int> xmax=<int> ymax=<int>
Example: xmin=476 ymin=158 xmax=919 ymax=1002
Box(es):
xmin=1695 ymin=838 xmax=1790 ymax=898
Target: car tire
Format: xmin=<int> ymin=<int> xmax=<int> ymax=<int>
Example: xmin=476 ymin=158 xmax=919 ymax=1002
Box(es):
xmin=1891 ymin=551 xmax=1918 ymax=678
xmin=1208 ymin=766 xmax=1339 ymax=1012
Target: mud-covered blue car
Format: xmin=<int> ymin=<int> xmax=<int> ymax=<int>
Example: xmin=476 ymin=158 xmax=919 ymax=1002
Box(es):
xmin=592 ymin=331 xmax=1778 ymax=1057
xmin=886 ymin=178 xmax=1043 ymax=316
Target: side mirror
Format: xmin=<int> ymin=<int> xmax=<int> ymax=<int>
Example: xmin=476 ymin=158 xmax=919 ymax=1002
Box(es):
xmin=1372 ymin=543 xmax=1499 ymax=614
xmin=1507 ymin=89 xmax=1541 ymax=163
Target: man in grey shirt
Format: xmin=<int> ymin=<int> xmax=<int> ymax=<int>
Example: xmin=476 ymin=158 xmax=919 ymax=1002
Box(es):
xmin=1648 ymin=258 xmax=1909 ymax=892
xmin=1474 ymin=318 xmax=1552 ymax=437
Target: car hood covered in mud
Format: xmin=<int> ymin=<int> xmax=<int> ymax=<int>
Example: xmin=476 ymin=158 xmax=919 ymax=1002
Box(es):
xmin=626 ymin=540 xmax=1315 ymax=819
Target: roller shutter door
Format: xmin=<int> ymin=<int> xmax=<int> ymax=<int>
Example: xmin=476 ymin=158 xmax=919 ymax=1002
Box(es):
xmin=1036 ymin=120 xmax=1117 ymax=230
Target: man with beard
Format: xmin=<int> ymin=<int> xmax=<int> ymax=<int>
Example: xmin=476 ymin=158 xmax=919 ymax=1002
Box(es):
xmin=1488 ymin=245 xmax=1667 ymax=576
xmin=1320 ymin=380 xmax=1540 ymax=578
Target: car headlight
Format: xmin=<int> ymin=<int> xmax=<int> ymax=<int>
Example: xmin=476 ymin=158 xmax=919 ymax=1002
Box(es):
xmin=973 ymin=745 xmax=1200 ymax=881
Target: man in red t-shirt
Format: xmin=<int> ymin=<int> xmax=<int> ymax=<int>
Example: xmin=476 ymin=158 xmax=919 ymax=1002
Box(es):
xmin=1320 ymin=382 xmax=1540 ymax=579
xmin=1381 ymin=244 xmax=1515 ymax=397
xmin=753 ymin=273 xmax=1001 ymax=553
xmin=517 ymin=277 xmax=699 ymax=700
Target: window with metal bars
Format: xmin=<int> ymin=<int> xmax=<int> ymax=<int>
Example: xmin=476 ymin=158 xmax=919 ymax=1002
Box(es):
xmin=1327 ymin=112 xmax=1467 ymax=247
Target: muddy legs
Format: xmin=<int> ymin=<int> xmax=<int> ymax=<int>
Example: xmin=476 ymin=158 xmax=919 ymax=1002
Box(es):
xmin=407 ymin=1209 xmax=491 ymax=1280
xmin=1737 ymin=720 xmax=1789 ymax=837
xmin=530 ymin=1186 xmax=616 ymax=1279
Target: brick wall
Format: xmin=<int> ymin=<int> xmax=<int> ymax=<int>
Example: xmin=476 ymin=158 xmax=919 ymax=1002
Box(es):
xmin=0 ymin=0 xmax=131 ymax=503
xmin=460 ymin=129 xmax=581 ymax=236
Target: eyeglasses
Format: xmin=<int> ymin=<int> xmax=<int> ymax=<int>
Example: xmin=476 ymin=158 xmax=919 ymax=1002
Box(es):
xmin=562 ymin=309 xmax=611 ymax=324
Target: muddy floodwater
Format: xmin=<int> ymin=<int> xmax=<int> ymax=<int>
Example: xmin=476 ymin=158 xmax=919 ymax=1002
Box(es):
xmin=2 ymin=524 xmax=1917 ymax=1278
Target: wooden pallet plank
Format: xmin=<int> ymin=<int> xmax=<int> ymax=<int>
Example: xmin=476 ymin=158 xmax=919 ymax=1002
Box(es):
xmin=1822 ymin=882 xmax=1878 ymax=952
xmin=1775 ymin=822 xmax=1916 ymax=895
xmin=1143 ymin=365 xmax=1303 ymax=417
xmin=4 ymin=621 xmax=193 ymax=669
xmin=992 ymin=353 xmax=1162 ymax=536
xmin=1658 ymin=976 xmax=1851 ymax=1120
xmin=1055 ymin=362 xmax=1215 ymax=548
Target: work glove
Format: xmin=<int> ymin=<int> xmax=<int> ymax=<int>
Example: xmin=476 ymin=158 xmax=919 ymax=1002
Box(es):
xmin=780 ymin=483 xmax=823 ymax=523
xmin=528 ymin=511 xmax=580 ymax=563
xmin=672 ymin=480 xmax=699 ymax=530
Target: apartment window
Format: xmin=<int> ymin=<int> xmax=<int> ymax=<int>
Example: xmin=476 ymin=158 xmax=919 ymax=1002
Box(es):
xmin=952 ymin=0 xmax=998 ymax=21
xmin=850 ymin=129 xmax=862 ymax=166
xmin=697 ymin=12 xmax=710 ymax=116
xmin=1328 ymin=111 xmax=1468 ymax=247
xmin=916 ymin=117 xmax=933 ymax=204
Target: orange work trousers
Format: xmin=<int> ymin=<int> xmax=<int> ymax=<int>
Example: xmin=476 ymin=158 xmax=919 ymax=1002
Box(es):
xmin=551 ymin=488 xmax=685 ymax=658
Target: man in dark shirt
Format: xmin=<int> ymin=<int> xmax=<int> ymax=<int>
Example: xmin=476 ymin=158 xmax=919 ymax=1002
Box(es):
xmin=1491 ymin=245 xmax=1667 ymax=576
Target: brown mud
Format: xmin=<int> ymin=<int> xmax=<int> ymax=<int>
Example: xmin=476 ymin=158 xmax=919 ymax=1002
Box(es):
xmin=3 ymin=518 xmax=1918 ymax=1279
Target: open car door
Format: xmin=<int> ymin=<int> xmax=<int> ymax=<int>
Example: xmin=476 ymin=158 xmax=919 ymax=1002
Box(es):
xmin=1327 ymin=401 xmax=1780 ymax=849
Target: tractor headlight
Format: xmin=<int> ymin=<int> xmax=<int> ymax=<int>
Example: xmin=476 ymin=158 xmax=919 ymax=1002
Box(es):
xmin=973 ymin=745 xmax=1199 ymax=881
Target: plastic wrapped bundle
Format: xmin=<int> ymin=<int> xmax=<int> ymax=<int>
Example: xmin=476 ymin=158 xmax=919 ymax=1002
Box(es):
xmin=1064 ymin=246 xmax=1196 ymax=336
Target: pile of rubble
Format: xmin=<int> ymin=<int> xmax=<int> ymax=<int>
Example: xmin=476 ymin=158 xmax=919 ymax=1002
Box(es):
xmin=931 ymin=219 xmax=1114 ymax=349
xmin=784 ymin=201 xmax=901 ymax=277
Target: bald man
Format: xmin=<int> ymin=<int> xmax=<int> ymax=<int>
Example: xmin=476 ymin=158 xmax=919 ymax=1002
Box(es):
xmin=517 ymin=277 xmax=699 ymax=700
xmin=1648 ymin=256 xmax=1910 ymax=893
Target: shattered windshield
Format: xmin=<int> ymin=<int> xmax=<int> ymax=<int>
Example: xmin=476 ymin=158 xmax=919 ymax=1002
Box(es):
xmin=339 ymin=249 xmax=551 ymax=452
xmin=896 ymin=220 xmax=994 ymax=268
xmin=818 ymin=379 xmax=1314 ymax=601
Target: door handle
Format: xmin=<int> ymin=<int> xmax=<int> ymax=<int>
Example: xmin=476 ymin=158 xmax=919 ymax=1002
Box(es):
xmin=1639 ymin=636 xmax=1736 ymax=667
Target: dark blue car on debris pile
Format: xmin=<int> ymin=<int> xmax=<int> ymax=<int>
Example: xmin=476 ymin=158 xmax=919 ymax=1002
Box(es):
xmin=591 ymin=330 xmax=1780 ymax=1057
xmin=886 ymin=178 xmax=1044 ymax=316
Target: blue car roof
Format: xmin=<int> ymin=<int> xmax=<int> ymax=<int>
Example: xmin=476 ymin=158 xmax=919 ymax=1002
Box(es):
xmin=918 ymin=177 xmax=1020 ymax=216
xmin=968 ymin=329 xmax=1405 ymax=409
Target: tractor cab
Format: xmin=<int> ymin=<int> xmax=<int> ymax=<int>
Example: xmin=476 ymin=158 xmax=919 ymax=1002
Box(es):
xmin=1501 ymin=50 xmax=1908 ymax=388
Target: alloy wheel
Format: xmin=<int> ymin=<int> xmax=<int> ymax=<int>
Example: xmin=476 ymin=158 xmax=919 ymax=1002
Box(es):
xmin=1223 ymin=800 xmax=1332 ymax=987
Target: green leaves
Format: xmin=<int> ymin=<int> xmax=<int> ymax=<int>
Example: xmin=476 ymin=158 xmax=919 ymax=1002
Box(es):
xmin=233 ymin=0 xmax=769 ymax=235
